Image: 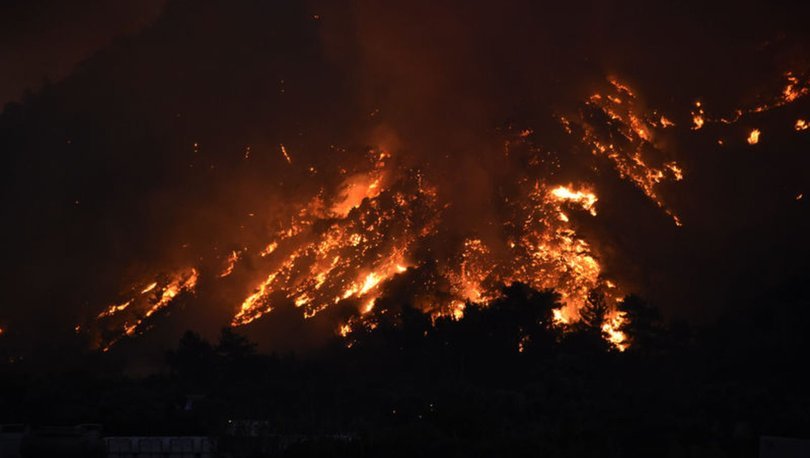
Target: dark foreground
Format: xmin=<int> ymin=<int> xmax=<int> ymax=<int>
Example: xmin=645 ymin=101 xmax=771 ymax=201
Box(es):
xmin=2 ymin=279 xmax=810 ymax=457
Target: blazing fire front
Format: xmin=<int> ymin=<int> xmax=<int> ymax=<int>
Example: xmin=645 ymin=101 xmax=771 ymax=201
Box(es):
xmin=78 ymin=66 xmax=810 ymax=353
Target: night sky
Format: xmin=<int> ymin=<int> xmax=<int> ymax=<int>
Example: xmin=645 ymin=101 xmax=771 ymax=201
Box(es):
xmin=0 ymin=0 xmax=166 ymax=105
xmin=2 ymin=0 xmax=810 ymax=356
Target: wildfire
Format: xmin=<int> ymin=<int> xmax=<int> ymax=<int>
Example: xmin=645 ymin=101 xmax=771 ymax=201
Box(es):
xmin=231 ymin=151 xmax=424 ymax=326
xmin=93 ymin=268 xmax=199 ymax=350
xmin=92 ymin=77 xmax=720 ymax=352
xmin=224 ymin=140 xmax=624 ymax=339
xmin=690 ymin=72 xmax=809 ymax=129
xmin=796 ymin=119 xmax=808 ymax=131
xmin=574 ymin=79 xmax=684 ymax=225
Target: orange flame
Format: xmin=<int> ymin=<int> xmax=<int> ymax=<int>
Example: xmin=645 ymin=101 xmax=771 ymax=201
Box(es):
xmin=219 ymin=250 xmax=241 ymax=278
xmin=96 ymin=268 xmax=199 ymax=351
xmin=602 ymin=311 xmax=628 ymax=351
xmin=280 ymin=144 xmax=293 ymax=164
xmin=747 ymin=129 xmax=761 ymax=145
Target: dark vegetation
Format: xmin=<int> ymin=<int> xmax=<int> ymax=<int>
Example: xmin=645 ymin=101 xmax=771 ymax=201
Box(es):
xmin=2 ymin=278 xmax=809 ymax=457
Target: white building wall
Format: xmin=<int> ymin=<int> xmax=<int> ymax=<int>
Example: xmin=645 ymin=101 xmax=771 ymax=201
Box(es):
xmin=104 ymin=436 xmax=215 ymax=458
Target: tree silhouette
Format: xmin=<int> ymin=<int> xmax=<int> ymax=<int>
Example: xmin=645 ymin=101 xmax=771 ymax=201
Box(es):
xmin=490 ymin=283 xmax=562 ymax=353
xmin=580 ymin=290 xmax=609 ymax=331
xmin=166 ymin=330 xmax=213 ymax=379
xmin=565 ymin=289 xmax=610 ymax=352
xmin=617 ymin=294 xmax=664 ymax=352
xmin=216 ymin=327 xmax=256 ymax=361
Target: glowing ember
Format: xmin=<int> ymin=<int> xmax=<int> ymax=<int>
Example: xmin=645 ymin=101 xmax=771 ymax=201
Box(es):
xmin=219 ymin=250 xmax=241 ymax=278
xmin=141 ymin=282 xmax=157 ymax=294
xmin=280 ymin=144 xmax=293 ymax=164
xmin=691 ymin=101 xmax=705 ymax=130
xmin=96 ymin=300 xmax=132 ymax=319
xmin=659 ymin=116 xmax=675 ymax=128
xmin=796 ymin=119 xmax=808 ymax=131
xmin=747 ymin=129 xmax=761 ymax=145
xmin=689 ymin=72 xmax=809 ymax=129
xmin=260 ymin=242 xmax=278 ymax=257
xmin=781 ymin=73 xmax=807 ymax=103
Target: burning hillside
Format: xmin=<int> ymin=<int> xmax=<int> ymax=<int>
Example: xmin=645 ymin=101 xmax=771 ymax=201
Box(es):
xmin=84 ymin=60 xmax=810 ymax=353
xmin=78 ymin=63 xmax=798 ymax=354
xmin=6 ymin=3 xmax=810 ymax=457
xmin=1 ymin=0 xmax=809 ymax=360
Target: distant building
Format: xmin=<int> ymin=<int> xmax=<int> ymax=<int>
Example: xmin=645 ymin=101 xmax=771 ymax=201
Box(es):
xmin=3 ymin=425 xmax=216 ymax=458
xmin=219 ymin=419 xmax=354 ymax=456
xmin=19 ymin=424 xmax=104 ymax=458
xmin=104 ymin=436 xmax=215 ymax=458
xmin=760 ymin=436 xmax=810 ymax=458
xmin=0 ymin=424 xmax=24 ymax=458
